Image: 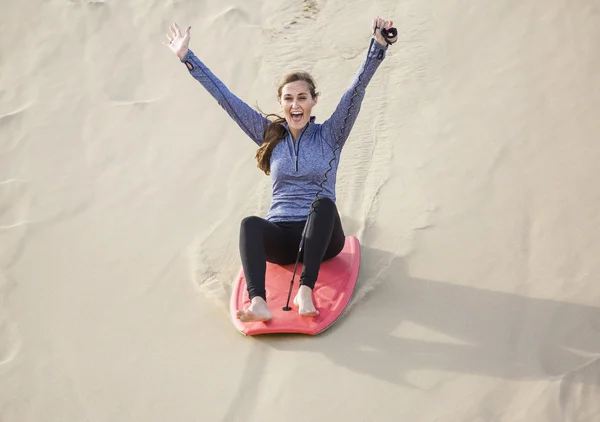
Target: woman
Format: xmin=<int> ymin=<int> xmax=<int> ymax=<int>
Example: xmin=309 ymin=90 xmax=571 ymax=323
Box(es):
xmin=166 ymin=17 xmax=394 ymax=322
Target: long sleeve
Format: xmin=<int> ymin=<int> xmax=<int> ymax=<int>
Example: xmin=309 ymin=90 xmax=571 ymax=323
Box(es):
xmin=180 ymin=49 xmax=270 ymax=146
xmin=321 ymin=40 xmax=388 ymax=149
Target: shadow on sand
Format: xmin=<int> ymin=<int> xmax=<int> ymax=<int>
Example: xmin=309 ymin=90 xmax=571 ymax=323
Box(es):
xmin=250 ymin=245 xmax=600 ymax=386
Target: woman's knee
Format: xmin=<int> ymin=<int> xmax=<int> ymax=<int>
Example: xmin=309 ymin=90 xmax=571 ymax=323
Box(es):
xmin=240 ymin=215 xmax=265 ymax=236
xmin=310 ymin=196 xmax=336 ymax=214
xmin=323 ymin=234 xmax=345 ymax=261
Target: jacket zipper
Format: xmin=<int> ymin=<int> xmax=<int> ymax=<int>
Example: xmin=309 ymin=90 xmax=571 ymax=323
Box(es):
xmin=294 ymin=126 xmax=308 ymax=172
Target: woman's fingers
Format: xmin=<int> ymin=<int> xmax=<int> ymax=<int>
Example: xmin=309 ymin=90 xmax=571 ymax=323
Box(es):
xmin=173 ymin=23 xmax=182 ymax=37
xmin=371 ymin=17 xmax=395 ymax=45
xmin=375 ymin=18 xmax=393 ymax=29
xmin=169 ymin=24 xmax=181 ymax=41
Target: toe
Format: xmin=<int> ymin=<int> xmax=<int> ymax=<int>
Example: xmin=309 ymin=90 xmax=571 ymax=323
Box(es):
xmin=240 ymin=310 xmax=255 ymax=322
xmin=299 ymin=307 xmax=319 ymax=317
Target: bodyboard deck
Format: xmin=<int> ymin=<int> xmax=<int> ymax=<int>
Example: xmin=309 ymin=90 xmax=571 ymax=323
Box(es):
xmin=230 ymin=236 xmax=360 ymax=336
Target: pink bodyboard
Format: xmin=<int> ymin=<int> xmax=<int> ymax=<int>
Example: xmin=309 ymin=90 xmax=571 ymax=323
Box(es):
xmin=230 ymin=236 xmax=360 ymax=336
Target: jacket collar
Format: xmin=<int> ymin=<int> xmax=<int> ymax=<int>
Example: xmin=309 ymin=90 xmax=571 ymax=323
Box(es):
xmin=282 ymin=116 xmax=317 ymax=138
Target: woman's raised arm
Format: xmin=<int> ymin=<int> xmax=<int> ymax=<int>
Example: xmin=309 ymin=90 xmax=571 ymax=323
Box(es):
xmin=166 ymin=23 xmax=269 ymax=147
xmin=321 ymin=18 xmax=394 ymax=150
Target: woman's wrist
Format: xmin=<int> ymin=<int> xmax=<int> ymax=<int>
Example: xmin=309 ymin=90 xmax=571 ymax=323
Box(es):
xmin=177 ymin=48 xmax=189 ymax=60
xmin=373 ymin=37 xmax=387 ymax=47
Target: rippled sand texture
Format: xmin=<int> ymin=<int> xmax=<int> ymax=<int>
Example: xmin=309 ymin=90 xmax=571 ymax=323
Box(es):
xmin=1 ymin=0 xmax=599 ymax=421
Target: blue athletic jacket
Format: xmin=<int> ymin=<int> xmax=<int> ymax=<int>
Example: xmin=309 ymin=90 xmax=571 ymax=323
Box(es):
xmin=180 ymin=40 xmax=388 ymax=222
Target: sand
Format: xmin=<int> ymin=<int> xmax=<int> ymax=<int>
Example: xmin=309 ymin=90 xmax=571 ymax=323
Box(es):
xmin=1 ymin=0 xmax=600 ymax=420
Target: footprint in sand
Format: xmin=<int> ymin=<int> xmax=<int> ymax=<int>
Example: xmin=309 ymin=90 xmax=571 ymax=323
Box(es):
xmin=302 ymin=0 xmax=319 ymax=18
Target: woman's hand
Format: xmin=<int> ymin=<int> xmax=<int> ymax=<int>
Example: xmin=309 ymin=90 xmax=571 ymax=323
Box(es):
xmin=165 ymin=23 xmax=191 ymax=60
xmin=372 ymin=17 xmax=394 ymax=46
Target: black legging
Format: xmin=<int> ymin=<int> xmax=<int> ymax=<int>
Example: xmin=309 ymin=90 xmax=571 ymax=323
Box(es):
xmin=239 ymin=197 xmax=346 ymax=301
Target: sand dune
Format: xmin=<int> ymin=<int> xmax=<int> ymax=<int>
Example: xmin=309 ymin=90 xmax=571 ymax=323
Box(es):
xmin=1 ymin=0 xmax=599 ymax=420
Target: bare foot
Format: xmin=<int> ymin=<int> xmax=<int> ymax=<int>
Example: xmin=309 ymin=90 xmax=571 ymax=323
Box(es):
xmin=236 ymin=297 xmax=272 ymax=322
xmin=293 ymin=285 xmax=320 ymax=317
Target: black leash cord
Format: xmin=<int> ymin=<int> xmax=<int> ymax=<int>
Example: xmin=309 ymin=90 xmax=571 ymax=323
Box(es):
xmin=282 ymin=27 xmax=397 ymax=311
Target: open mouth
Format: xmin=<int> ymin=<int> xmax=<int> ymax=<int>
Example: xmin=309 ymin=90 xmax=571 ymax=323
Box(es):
xmin=291 ymin=111 xmax=303 ymax=124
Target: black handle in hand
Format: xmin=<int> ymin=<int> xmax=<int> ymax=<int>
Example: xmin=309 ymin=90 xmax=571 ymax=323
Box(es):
xmin=380 ymin=27 xmax=398 ymax=45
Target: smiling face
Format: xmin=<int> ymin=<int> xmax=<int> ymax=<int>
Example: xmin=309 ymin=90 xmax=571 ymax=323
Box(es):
xmin=277 ymin=73 xmax=319 ymax=139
